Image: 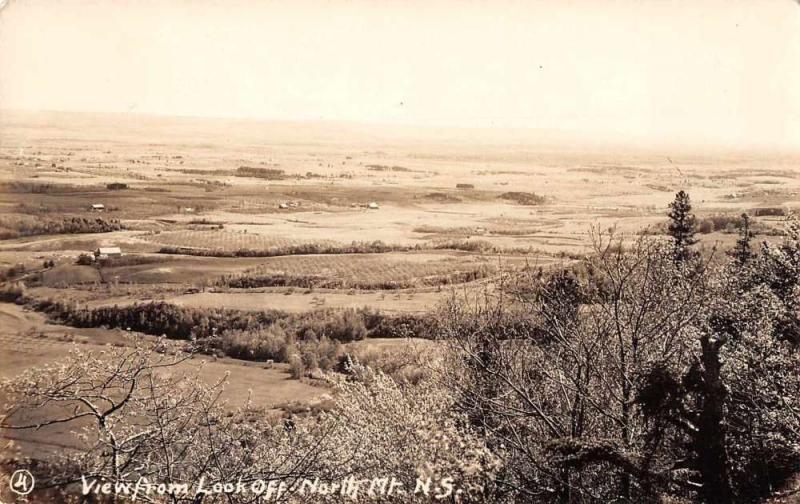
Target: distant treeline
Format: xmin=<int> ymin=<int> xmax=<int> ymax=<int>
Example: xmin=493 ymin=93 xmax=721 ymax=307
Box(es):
xmin=365 ymin=164 xmax=413 ymax=172
xmin=0 ymin=181 xmax=132 ymax=193
xmin=159 ymin=238 xmax=542 ymax=258
xmin=158 ymin=240 xmax=412 ymax=257
xmin=235 ymin=166 xmax=287 ymax=180
xmin=642 ymin=213 xmax=782 ymax=236
xmin=0 ymin=182 xmax=98 ymax=194
xmin=751 ymin=207 xmax=787 ymax=217
xmin=218 ymin=267 xmax=494 ymax=290
xmin=0 ymin=215 xmax=123 ymax=240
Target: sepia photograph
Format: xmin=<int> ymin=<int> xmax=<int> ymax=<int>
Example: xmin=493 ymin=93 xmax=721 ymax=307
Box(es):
xmin=0 ymin=0 xmax=799 ymax=502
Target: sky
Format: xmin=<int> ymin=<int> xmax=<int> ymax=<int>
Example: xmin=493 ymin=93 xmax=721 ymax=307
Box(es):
xmin=1 ymin=0 xmax=800 ymax=151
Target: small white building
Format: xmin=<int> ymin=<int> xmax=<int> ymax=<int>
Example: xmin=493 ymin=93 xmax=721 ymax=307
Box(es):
xmin=90 ymin=203 xmax=105 ymax=211
xmin=367 ymin=202 xmax=379 ymax=210
xmin=95 ymin=247 xmax=122 ymax=259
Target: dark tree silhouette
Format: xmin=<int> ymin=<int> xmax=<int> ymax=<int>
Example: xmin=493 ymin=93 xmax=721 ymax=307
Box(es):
xmin=730 ymin=213 xmax=754 ymax=265
xmin=668 ymin=190 xmax=698 ymax=262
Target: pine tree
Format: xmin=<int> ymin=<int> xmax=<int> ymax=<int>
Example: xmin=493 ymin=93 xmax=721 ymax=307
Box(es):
xmin=667 ymin=190 xmax=698 ymax=262
xmin=730 ymin=213 xmax=754 ymax=266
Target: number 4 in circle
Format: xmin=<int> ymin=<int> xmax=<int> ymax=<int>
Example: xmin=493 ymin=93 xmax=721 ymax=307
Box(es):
xmin=9 ymin=470 xmax=35 ymax=496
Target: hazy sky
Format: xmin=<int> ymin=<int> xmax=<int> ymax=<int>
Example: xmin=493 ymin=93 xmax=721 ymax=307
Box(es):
xmin=1 ymin=0 xmax=800 ymax=150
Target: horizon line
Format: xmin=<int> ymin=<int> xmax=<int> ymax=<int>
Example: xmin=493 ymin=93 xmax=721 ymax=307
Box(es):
xmin=2 ymin=106 xmax=799 ymax=157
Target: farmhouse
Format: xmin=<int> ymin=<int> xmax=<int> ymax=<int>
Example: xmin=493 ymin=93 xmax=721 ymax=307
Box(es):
xmin=95 ymin=247 xmax=122 ymax=259
xmin=89 ymin=203 xmax=105 ymax=211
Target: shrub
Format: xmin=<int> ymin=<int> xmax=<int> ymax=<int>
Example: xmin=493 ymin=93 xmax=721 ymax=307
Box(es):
xmin=424 ymin=192 xmax=461 ymax=203
xmin=752 ymin=207 xmax=786 ymax=217
xmin=0 ymin=263 xmax=26 ymax=281
xmin=215 ymin=325 xmax=289 ymax=361
xmin=697 ymin=219 xmax=714 ymax=234
xmin=366 ymin=313 xmax=437 ymax=339
xmin=0 ymin=282 xmax=26 ymax=302
xmin=287 ymin=354 xmax=305 ymax=379
xmin=76 ymin=253 xmax=95 ymax=266
xmin=695 ymin=214 xmax=746 ymax=234
xmin=287 ymin=308 xmax=368 ymax=342
xmin=499 ymin=191 xmax=547 ymax=205
xmin=300 ymin=350 xmax=319 ymax=371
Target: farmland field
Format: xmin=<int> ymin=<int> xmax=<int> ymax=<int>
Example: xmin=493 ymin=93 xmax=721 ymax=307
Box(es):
xmin=140 ymin=229 xmax=337 ymax=252
xmin=1 ymin=110 xmax=798 ymax=467
xmin=1 ymin=111 xmax=797 ymax=329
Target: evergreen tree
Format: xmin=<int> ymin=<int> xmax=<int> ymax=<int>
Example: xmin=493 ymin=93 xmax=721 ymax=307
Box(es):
xmin=667 ymin=190 xmax=698 ymax=262
xmin=730 ymin=213 xmax=754 ymax=265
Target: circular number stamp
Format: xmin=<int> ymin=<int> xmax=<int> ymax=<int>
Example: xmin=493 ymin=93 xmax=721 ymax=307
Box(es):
xmin=9 ymin=470 xmax=35 ymax=496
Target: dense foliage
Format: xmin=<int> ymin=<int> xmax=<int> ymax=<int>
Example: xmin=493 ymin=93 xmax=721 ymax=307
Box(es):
xmin=437 ymin=214 xmax=800 ymax=503
xmin=0 ymin=291 xmax=434 ymax=375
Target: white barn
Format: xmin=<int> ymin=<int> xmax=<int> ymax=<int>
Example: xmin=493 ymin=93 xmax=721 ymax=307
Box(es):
xmin=95 ymin=247 xmax=122 ymax=259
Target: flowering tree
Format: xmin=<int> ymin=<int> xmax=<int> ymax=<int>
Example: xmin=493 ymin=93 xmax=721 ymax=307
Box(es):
xmin=0 ymin=343 xmax=341 ymax=503
xmin=322 ymin=361 xmax=501 ymax=501
xmin=1 ymin=341 xmax=499 ymax=503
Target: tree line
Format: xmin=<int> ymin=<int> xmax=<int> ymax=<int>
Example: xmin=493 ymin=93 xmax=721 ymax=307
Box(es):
xmin=0 ymin=215 xmax=123 ymax=239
